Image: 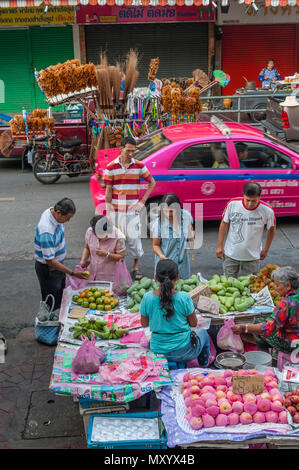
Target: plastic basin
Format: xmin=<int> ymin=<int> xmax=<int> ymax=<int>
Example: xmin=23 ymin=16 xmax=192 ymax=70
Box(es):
xmin=243 ymin=351 xmax=272 ymax=369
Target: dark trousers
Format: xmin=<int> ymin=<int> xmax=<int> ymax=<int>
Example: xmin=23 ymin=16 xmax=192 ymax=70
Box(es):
xmin=35 ymin=261 xmax=66 ymax=311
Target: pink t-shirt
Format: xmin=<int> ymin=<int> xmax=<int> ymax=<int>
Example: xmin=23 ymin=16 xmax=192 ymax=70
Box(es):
xmin=85 ymin=226 xmax=125 ymax=282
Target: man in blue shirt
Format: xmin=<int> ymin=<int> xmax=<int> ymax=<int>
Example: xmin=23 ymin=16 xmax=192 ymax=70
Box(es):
xmin=35 ymin=198 xmax=86 ymax=310
xmin=258 ymin=59 xmax=281 ymax=89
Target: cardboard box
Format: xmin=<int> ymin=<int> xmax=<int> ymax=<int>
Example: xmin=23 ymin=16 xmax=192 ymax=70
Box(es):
xmin=196 ymin=295 xmax=220 ymax=315
xmin=189 ymin=284 xmax=211 ymax=305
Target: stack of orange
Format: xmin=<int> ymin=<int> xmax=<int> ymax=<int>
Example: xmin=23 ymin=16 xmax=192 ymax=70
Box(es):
xmin=72 ymin=287 xmax=119 ymax=311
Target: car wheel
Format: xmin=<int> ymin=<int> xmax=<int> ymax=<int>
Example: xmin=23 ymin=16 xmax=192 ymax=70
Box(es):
xmin=250 ymin=103 xmax=266 ymax=123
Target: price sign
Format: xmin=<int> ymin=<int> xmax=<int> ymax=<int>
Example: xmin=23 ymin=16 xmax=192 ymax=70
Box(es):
xmin=232 ymin=375 xmax=264 ymax=395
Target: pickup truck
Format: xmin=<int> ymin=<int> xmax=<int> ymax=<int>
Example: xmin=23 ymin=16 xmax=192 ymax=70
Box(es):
xmin=0 ymin=115 xmax=90 ymax=166
xmin=261 ymin=95 xmax=299 ymax=143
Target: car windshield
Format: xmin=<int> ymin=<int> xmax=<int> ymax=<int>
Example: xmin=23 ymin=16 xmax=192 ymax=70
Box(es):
xmin=262 ymin=133 xmax=299 ymax=155
xmin=135 ymin=130 xmax=172 ymax=160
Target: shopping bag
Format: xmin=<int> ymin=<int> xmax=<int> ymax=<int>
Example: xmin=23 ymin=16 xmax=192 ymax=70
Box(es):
xmin=34 ymin=294 xmax=60 ymax=346
xmin=65 ymin=264 xmax=91 ymax=290
xmin=72 ymin=332 xmax=105 ymax=375
xmin=112 ymin=259 xmax=132 ymax=296
xmin=216 ymin=317 xmax=244 ymax=354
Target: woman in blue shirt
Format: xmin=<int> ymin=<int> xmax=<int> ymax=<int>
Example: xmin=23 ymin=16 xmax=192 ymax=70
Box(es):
xmin=152 ymin=193 xmax=194 ymax=280
xmin=258 ymin=59 xmax=281 ymax=89
xmin=140 ymin=259 xmax=210 ymax=365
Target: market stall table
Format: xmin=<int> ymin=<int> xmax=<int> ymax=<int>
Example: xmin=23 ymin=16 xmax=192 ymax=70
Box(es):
xmin=159 ymin=368 xmax=299 ymax=449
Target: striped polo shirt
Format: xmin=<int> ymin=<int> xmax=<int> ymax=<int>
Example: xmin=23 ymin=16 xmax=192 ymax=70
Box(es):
xmin=104 ymin=156 xmax=152 ymax=212
xmin=34 ymin=208 xmax=66 ymax=264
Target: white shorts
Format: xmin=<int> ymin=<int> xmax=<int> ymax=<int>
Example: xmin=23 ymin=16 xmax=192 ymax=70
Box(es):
xmin=112 ymin=211 xmax=144 ymax=260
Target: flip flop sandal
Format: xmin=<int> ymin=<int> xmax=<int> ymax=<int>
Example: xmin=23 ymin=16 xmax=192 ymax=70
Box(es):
xmin=131 ymin=270 xmax=143 ymax=281
xmin=0 ymin=332 xmax=7 ymax=354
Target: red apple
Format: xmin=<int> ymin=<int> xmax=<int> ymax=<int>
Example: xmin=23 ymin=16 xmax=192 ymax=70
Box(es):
xmin=293 ymin=413 xmax=299 ymax=424
xmin=287 ymin=406 xmax=297 ymax=416
xmin=291 ymin=395 xmax=299 ymax=405
xmin=284 ymin=392 xmax=292 ymax=398
xmin=284 ymin=398 xmax=292 ymax=408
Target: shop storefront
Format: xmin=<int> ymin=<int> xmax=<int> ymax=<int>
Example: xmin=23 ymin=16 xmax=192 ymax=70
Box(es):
xmin=0 ymin=6 xmax=74 ymax=113
xmin=76 ymin=4 xmax=215 ymax=85
xmin=217 ymin=1 xmax=299 ymax=95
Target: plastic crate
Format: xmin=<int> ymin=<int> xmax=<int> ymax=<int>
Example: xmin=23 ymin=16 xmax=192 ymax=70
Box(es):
xmin=87 ymin=411 xmax=168 ymax=449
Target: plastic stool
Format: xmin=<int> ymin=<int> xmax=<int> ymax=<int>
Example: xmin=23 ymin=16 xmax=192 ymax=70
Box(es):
xmin=277 ymin=351 xmax=293 ymax=372
xmin=168 ymin=361 xmax=187 ymax=370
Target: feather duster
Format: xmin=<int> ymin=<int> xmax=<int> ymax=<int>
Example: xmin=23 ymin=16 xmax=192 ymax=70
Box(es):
xmin=0 ymin=130 xmax=15 ymax=157
xmin=123 ymin=49 xmax=139 ymax=103
xmin=148 ymin=57 xmax=160 ymax=82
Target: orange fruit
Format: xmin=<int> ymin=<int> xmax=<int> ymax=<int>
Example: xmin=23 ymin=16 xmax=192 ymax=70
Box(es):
xmin=80 ymin=291 xmax=87 ymax=298
xmin=105 ymin=305 xmax=111 ymax=311
xmin=89 ymin=303 xmax=97 ymax=310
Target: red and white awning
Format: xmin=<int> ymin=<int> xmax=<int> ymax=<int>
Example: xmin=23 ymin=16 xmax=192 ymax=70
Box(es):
xmin=0 ymin=0 xmax=298 ymax=7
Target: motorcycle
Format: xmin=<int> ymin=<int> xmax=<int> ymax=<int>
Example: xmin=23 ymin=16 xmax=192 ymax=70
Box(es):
xmin=32 ymin=133 xmax=93 ymax=184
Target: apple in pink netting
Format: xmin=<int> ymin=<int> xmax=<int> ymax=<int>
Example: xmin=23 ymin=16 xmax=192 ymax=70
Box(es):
xmin=244 ymin=402 xmax=258 ymax=415
xmin=219 ymin=401 xmax=232 ymax=415
xmin=215 ymin=414 xmax=228 ymax=426
xmin=206 ymin=405 xmax=220 ymax=418
xmin=201 ymin=385 xmax=216 ymax=394
xmin=279 ymin=411 xmax=288 ymax=424
xmin=191 ymin=404 xmax=206 ymax=417
xmin=253 ymin=412 xmax=266 ymax=424
xmin=202 ymin=414 xmax=215 ymax=428
xmin=265 ymin=411 xmax=278 ymax=423
xmin=189 ymin=416 xmax=203 ymax=430
xmin=271 ymin=400 xmax=284 ymax=413
xmin=240 ymin=412 xmax=253 ymax=425
xmin=232 ymin=401 xmax=244 ymax=415
xmin=257 ymin=398 xmax=272 ymax=412
xmin=243 ymin=393 xmax=256 ymax=403
xmin=228 ymin=413 xmax=240 ymax=426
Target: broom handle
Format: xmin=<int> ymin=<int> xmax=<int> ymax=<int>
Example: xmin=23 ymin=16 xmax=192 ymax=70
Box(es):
xmin=78 ymin=99 xmax=98 ymax=121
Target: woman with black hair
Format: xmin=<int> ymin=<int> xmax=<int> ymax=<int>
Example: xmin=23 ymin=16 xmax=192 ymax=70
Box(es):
xmin=79 ymin=215 xmax=126 ymax=281
xmin=140 ymin=259 xmax=210 ymax=365
xmin=152 ymin=193 xmax=194 ymax=280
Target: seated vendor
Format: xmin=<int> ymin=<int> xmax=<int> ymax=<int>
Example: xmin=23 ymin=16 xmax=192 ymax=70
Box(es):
xmin=79 ymin=215 xmax=126 ymax=282
xmin=232 ymin=266 xmax=299 ymax=354
xmin=140 ymin=259 xmax=210 ymax=365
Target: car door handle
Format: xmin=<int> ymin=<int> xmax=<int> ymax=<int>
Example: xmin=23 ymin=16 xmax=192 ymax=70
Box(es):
xmin=173 ymin=175 xmax=187 ymax=181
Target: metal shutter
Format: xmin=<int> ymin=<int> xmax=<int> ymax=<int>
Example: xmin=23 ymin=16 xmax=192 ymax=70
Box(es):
xmin=222 ymin=24 xmax=297 ymax=95
xmin=0 ymin=29 xmax=33 ymax=114
xmin=85 ymin=22 xmax=209 ymax=86
xmin=30 ymin=25 xmax=74 ymax=111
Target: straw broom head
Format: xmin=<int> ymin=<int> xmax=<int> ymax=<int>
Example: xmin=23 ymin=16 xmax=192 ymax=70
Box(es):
xmin=192 ymin=69 xmax=210 ymax=89
xmin=96 ymin=66 xmax=113 ymax=109
xmin=108 ymin=64 xmax=122 ymax=105
xmin=123 ymin=49 xmax=139 ymax=101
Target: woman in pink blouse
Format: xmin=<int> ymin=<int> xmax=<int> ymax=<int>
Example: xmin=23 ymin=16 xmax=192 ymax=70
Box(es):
xmin=79 ymin=215 xmax=126 ymax=282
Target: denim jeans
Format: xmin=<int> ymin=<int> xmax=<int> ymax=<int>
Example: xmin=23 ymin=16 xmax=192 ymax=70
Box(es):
xmin=163 ymin=329 xmax=210 ymax=367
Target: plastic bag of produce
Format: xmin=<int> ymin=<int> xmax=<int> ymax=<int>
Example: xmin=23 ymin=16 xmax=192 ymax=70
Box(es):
xmin=113 ymin=258 xmax=132 ymax=296
xmin=65 ymin=264 xmax=91 ymax=291
xmin=216 ymin=317 xmax=244 ymax=354
xmin=72 ymin=332 xmax=104 ymax=376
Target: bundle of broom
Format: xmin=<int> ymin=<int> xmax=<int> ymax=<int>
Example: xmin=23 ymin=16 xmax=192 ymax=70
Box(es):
xmin=122 ymin=49 xmax=139 ymax=111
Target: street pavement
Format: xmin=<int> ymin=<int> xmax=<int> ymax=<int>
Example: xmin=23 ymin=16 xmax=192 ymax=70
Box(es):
xmin=1 ymin=158 xmax=299 ymax=448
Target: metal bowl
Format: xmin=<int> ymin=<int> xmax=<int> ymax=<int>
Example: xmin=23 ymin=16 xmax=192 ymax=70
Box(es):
xmin=215 ymin=351 xmax=246 ymax=370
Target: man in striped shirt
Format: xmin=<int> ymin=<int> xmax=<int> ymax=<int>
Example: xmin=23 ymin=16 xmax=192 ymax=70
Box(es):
xmin=104 ymin=136 xmax=156 ymax=280
xmin=35 ymin=198 xmax=87 ymax=310
xmin=216 ymin=182 xmax=276 ymax=277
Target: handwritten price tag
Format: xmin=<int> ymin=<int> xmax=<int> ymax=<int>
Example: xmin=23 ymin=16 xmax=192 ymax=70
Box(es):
xmin=232 ymin=375 xmax=264 ymax=395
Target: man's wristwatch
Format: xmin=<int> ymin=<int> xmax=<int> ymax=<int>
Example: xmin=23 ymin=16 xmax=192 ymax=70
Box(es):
xmin=71 ymin=270 xmax=74 ymax=276
xmin=106 ymin=251 xmax=110 ymax=258
xmin=244 ymin=324 xmax=249 ymax=334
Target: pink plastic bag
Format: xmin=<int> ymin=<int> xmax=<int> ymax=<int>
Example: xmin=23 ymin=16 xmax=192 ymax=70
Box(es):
xmin=65 ymin=264 xmax=91 ymax=291
xmin=208 ymin=335 xmax=217 ymax=366
xmin=72 ymin=333 xmax=105 ymax=375
xmin=112 ymin=259 xmax=132 ymax=296
xmin=216 ymin=317 xmax=244 ymax=354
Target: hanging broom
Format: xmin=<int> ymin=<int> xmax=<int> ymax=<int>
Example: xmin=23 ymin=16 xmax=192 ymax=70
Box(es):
xmin=0 ymin=130 xmax=15 ymax=157
xmin=122 ymin=49 xmax=139 ymax=111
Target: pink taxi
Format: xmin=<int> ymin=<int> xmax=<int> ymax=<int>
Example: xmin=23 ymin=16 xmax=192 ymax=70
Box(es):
xmin=90 ymin=120 xmax=299 ymax=220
